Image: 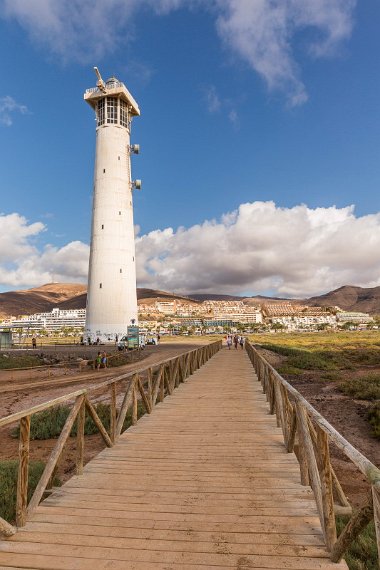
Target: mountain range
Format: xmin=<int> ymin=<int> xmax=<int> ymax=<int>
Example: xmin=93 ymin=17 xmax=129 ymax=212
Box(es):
xmin=0 ymin=283 xmax=380 ymax=319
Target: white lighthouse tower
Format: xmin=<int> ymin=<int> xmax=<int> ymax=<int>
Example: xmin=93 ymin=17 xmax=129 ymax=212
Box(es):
xmin=84 ymin=68 xmax=141 ymax=343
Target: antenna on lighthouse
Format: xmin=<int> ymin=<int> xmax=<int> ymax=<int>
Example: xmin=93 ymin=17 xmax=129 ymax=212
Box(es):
xmin=93 ymin=66 xmax=106 ymax=93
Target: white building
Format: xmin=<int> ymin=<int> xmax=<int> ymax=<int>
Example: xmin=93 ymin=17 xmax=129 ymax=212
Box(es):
xmin=271 ymin=315 xmax=337 ymax=330
xmin=336 ymin=312 xmax=373 ymax=324
xmin=84 ymin=69 xmax=141 ymax=343
xmin=5 ymin=308 xmax=86 ymax=332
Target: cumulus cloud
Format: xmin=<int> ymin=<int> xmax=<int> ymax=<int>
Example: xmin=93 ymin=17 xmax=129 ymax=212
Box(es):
xmin=2 ymin=202 xmax=380 ymax=298
xmin=0 ymin=96 xmax=29 ymax=126
xmin=135 ymin=201 xmax=380 ymax=297
xmin=0 ymin=0 xmax=356 ymax=104
xmin=0 ymin=213 xmax=89 ymax=288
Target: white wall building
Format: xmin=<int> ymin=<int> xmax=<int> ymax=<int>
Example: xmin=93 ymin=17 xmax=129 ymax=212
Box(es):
xmin=84 ymin=69 xmax=141 ymax=343
xmin=5 ymin=308 xmax=86 ymax=332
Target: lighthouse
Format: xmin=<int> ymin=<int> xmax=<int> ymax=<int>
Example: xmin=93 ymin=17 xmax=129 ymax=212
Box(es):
xmin=84 ymin=68 xmax=141 ymax=343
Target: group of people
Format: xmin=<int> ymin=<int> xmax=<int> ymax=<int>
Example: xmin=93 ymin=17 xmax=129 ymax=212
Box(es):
xmin=226 ymin=334 xmax=244 ymax=350
xmin=95 ymin=351 xmax=108 ymax=370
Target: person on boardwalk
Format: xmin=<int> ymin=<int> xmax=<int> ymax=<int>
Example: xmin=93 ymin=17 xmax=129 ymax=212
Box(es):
xmin=226 ymin=335 xmax=232 ymax=350
xmin=233 ymin=334 xmax=239 ymax=349
xmin=96 ymin=351 xmax=102 ymax=370
xmin=239 ymin=336 xmax=244 ymax=349
xmin=101 ymin=351 xmax=108 ymax=368
xmin=32 ymin=337 xmax=37 ymax=349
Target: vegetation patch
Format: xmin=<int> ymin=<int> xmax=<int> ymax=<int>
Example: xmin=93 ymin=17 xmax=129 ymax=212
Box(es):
xmin=0 ymin=460 xmax=60 ymax=524
xmin=0 ymin=354 xmax=43 ymax=369
xmin=368 ymin=404 xmax=380 ymax=439
xmin=107 ymin=353 xmax=132 ymax=367
xmin=336 ymin=516 xmax=378 ymax=570
xmin=339 ymin=374 xmax=380 ymax=401
xmin=11 ymin=401 xmax=147 ymax=440
xmin=258 ymin=343 xmax=342 ymax=371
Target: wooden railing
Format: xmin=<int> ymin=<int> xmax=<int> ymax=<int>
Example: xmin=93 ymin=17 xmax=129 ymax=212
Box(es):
xmin=245 ymin=341 xmax=380 ymax=563
xmin=0 ymin=340 xmax=222 ymax=538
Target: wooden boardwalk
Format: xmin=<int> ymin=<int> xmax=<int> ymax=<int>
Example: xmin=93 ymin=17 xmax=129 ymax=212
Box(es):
xmin=0 ymin=347 xmax=347 ymax=569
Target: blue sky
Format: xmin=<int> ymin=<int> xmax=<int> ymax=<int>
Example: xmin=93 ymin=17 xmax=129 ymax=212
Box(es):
xmin=0 ymin=0 xmax=380 ymax=297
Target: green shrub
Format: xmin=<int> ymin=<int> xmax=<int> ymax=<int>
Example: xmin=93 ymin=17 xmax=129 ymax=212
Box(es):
xmin=0 ymin=355 xmax=42 ymax=369
xmin=107 ymin=353 xmax=131 ymax=367
xmin=259 ymin=344 xmax=340 ymax=370
xmin=336 ymin=516 xmax=378 ymax=570
xmin=368 ymin=404 xmax=380 ymax=438
xmin=339 ymin=375 xmax=380 ymax=400
xmin=11 ymin=401 xmax=147 ymax=440
xmin=277 ymin=364 xmax=303 ymax=375
xmin=0 ymin=460 xmax=60 ymax=523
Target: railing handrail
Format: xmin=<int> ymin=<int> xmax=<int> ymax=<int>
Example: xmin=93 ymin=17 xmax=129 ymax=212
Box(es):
xmin=0 ymin=342 xmax=220 ymax=428
xmin=0 ymin=339 xmax=223 ymax=537
xmin=245 ymin=340 xmax=380 ymax=563
xmin=249 ymin=342 xmax=380 ymax=486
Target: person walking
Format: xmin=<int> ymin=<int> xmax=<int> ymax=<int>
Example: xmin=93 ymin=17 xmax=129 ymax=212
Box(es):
xmin=101 ymin=351 xmax=108 ymax=368
xmin=96 ymin=351 xmax=102 ymax=370
xmin=240 ymin=336 xmax=244 ymax=349
xmin=226 ymin=335 xmax=232 ymax=350
xmin=233 ymin=334 xmax=239 ymax=350
xmin=32 ymin=337 xmax=37 ymax=349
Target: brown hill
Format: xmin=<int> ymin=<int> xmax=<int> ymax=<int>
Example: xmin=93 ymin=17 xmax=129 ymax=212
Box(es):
xmin=0 ymin=284 xmax=197 ymax=318
xmin=0 ymin=283 xmax=87 ymax=319
xmin=307 ymin=285 xmax=380 ymax=314
xmin=1 ymin=283 xmax=380 ymax=319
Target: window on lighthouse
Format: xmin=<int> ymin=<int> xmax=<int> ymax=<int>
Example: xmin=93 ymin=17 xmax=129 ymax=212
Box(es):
xmin=107 ymin=97 xmax=118 ymax=124
xmin=120 ymin=100 xmax=129 ymax=128
xmin=97 ymin=99 xmax=105 ymax=126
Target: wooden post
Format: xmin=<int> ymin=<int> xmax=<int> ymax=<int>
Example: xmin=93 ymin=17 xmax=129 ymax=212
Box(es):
xmin=286 ymin=404 xmax=297 ymax=453
xmin=85 ymin=399 xmax=113 ymax=447
xmin=147 ymin=368 xmax=153 ymax=409
xmin=331 ymin=493 xmax=374 ymax=562
xmin=28 ymin=395 xmax=84 ymax=515
xmin=0 ymin=516 xmax=16 ymax=538
xmin=373 ymin=484 xmax=380 ymax=560
xmin=296 ymin=403 xmax=324 ymax=534
xmin=152 ymin=366 xmax=163 ymax=405
xmin=76 ymin=399 xmax=85 ymax=475
xmin=115 ymin=378 xmax=135 ymax=436
xmin=164 ymin=366 xmax=173 ymax=395
xmin=137 ymin=375 xmax=152 ymax=413
xmin=316 ymin=425 xmax=337 ymax=550
xmin=110 ymin=382 xmax=117 ymax=444
xmin=295 ymin=428 xmax=310 ymax=487
xmin=132 ymin=385 xmax=138 ymax=425
xmin=16 ymin=415 xmax=30 ymax=527
xmin=159 ymin=370 xmax=165 ymax=402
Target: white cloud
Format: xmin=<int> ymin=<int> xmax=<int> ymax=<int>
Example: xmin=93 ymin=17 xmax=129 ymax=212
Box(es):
xmin=214 ymin=0 xmax=356 ymax=106
xmin=0 ymin=213 xmax=89 ymax=288
xmin=3 ymin=201 xmax=380 ymax=298
xmin=0 ymin=0 xmax=356 ymax=104
xmin=0 ymin=96 xmax=29 ymax=126
xmin=135 ymin=201 xmax=380 ymax=297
